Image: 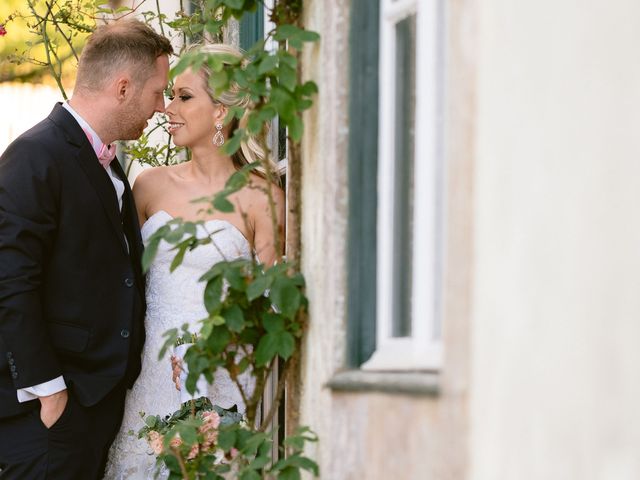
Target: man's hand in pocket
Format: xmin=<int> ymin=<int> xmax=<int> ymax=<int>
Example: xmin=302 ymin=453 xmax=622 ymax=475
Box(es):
xmin=39 ymin=389 xmax=68 ymax=428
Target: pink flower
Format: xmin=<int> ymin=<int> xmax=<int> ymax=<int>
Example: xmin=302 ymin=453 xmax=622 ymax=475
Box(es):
xmin=147 ymin=431 xmax=164 ymax=455
xmin=199 ymin=410 xmax=221 ymax=450
xmin=187 ymin=442 xmax=200 ymax=460
xmin=170 ymin=434 xmax=183 ymax=449
xmin=201 ymin=410 xmax=221 ymax=430
xmin=0 ymin=25 xmax=6 ymax=36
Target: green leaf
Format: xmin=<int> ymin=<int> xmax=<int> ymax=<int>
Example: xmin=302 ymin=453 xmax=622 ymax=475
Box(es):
xmin=237 ymin=356 xmax=250 ymax=374
xmin=242 ymin=431 xmax=270 ymax=454
xmin=271 ymin=88 xmax=296 ymax=121
xmin=145 ymin=415 xmax=158 ymax=428
xmin=247 ymin=111 xmax=264 ymax=135
xmin=280 ymin=53 xmax=298 ymax=69
xmin=142 ymin=237 xmax=161 ymax=273
xmin=273 ymin=24 xmax=301 ymax=41
xmin=269 ymin=277 xmax=302 ymax=319
xmin=300 ymin=30 xmax=321 ymax=42
xmin=279 ymin=63 xmax=297 ymax=91
xmin=224 ymin=304 xmax=245 ymax=332
xmin=249 ymin=451 xmax=270 ymax=469
xmin=204 ymin=276 xmax=223 ymax=313
xmin=247 ymin=275 xmax=273 ymax=301
xmin=239 ymin=471 xmax=261 ymax=480
xmin=299 ymin=80 xmax=319 ymax=96
xmin=258 ymin=54 xmax=278 ymax=75
xmin=240 ymin=327 xmax=260 ymax=345
xmin=224 ymin=265 xmax=246 ymax=291
xmin=171 ymin=51 xmax=198 ymax=79
xmin=177 ymin=423 xmax=198 ymax=445
xmin=285 ymin=455 xmax=319 ymax=475
xmin=224 ymin=0 xmax=245 ymax=10
xmin=234 ymin=68 xmax=249 ymax=88
xmin=277 ymin=467 xmax=301 ymax=480
xmin=201 ymin=319 xmax=214 ymax=339
xmin=207 ymin=326 xmax=231 ymax=354
xmin=288 ymin=115 xmax=304 ymax=142
xmin=169 ymin=244 xmax=187 ymax=272
xmin=213 ymin=195 xmax=235 ymax=213
xmin=296 ymin=98 xmax=313 ymax=111
xmin=164 ymin=225 xmax=188 ymax=244
xmin=209 ymin=70 xmax=229 ymax=92
xmin=226 ymin=168 xmax=250 ymax=190
xmin=218 ymin=428 xmax=237 ymax=450
xmin=255 ymin=333 xmax=277 ymax=366
xmin=158 ymin=328 xmax=179 ymax=360
xmin=164 ymin=454 xmax=181 ymax=474
xmin=222 ymin=128 xmax=245 ymax=156
xmin=263 ymin=313 xmax=284 ymax=333
xmin=255 ymin=331 xmax=295 ymax=366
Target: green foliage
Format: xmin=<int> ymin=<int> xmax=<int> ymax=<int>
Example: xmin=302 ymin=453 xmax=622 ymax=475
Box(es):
xmin=0 ymin=0 xmax=94 ymax=87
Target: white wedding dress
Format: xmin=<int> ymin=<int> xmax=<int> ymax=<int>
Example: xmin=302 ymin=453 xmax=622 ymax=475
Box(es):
xmin=104 ymin=210 xmax=253 ymax=480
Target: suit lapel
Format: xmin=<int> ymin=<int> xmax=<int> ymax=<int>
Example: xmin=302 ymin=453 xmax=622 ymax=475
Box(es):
xmin=48 ymin=104 xmax=129 ymax=255
xmin=75 ymin=150 xmax=129 ymax=255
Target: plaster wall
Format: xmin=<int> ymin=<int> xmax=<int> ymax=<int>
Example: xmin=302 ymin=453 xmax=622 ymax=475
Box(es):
xmin=471 ymin=2 xmax=640 ymax=478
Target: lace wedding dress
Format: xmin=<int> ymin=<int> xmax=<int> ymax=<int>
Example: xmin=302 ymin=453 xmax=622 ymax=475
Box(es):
xmin=104 ymin=210 xmax=253 ymax=480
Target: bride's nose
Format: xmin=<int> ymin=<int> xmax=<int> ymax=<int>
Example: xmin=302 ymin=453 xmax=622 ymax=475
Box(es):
xmin=165 ymin=98 xmax=176 ymax=115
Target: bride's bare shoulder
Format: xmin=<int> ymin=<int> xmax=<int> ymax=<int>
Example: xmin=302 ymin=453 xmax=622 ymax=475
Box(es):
xmin=133 ymin=164 xmax=188 ymax=192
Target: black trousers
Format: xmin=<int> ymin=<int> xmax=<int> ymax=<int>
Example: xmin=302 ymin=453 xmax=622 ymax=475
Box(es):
xmin=0 ymin=383 xmax=127 ymax=480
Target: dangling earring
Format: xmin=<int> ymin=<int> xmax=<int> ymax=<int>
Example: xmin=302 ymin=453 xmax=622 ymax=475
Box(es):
xmin=212 ymin=123 xmax=225 ymax=147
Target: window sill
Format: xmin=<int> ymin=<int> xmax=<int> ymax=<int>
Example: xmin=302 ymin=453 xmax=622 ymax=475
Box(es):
xmin=326 ymin=369 xmax=440 ymax=396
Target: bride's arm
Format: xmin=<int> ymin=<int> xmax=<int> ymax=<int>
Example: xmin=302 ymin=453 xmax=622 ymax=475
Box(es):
xmin=132 ymin=167 xmax=163 ymax=227
xmin=251 ymin=180 xmax=285 ymax=266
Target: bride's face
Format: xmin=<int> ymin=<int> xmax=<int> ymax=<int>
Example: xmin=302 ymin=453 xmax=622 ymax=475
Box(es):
xmin=165 ymin=69 xmax=223 ymax=148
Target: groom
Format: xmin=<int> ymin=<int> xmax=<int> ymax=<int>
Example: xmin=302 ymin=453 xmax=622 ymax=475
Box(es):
xmin=0 ymin=20 xmax=172 ymax=479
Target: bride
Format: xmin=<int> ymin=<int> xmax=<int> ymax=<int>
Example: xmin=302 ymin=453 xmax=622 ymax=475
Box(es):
xmin=104 ymin=44 xmax=284 ymax=479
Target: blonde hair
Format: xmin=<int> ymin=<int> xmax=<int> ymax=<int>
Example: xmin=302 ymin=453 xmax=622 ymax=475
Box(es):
xmin=193 ymin=44 xmax=278 ymax=179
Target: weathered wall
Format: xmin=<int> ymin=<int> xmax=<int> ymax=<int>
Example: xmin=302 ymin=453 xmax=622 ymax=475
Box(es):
xmin=470 ymin=1 xmax=640 ymax=479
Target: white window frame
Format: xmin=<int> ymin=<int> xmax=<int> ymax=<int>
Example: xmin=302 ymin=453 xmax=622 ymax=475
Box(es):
xmin=362 ymin=0 xmax=444 ymax=371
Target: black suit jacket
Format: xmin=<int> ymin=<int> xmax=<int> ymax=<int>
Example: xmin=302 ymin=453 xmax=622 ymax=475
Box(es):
xmin=0 ymin=104 xmax=146 ymax=418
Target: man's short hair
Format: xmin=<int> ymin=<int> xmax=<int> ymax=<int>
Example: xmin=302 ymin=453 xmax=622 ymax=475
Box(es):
xmin=75 ymin=19 xmax=173 ymax=92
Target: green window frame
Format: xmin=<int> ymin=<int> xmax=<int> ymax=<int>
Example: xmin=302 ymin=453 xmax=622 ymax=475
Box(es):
xmin=346 ymin=0 xmax=380 ymax=367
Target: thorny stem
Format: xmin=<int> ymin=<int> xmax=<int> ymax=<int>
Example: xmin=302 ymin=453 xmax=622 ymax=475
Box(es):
xmin=45 ymin=0 xmax=79 ymax=61
xmin=29 ymin=0 xmax=67 ymax=99
xmin=170 ymin=446 xmax=189 ymax=479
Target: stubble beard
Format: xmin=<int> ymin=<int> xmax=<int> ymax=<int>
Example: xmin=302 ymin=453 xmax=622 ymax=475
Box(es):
xmin=117 ymin=97 xmax=149 ymax=141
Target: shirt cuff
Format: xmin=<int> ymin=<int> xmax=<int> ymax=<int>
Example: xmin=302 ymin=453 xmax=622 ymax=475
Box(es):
xmin=16 ymin=376 xmax=67 ymax=403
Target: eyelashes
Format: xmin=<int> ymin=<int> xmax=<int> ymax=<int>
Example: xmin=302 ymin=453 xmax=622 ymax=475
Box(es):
xmin=166 ymin=95 xmax=193 ymax=101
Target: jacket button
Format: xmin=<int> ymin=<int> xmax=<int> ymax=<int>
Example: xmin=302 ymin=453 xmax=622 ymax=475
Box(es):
xmin=6 ymin=352 xmax=12 ymax=359
xmin=120 ymin=329 xmax=130 ymax=338
xmin=124 ymin=278 xmax=134 ymax=287
xmin=11 ymin=372 xmax=18 ymax=379
xmin=8 ymin=358 xmax=15 ymax=365
xmin=9 ymin=365 xmax=16 ymax=372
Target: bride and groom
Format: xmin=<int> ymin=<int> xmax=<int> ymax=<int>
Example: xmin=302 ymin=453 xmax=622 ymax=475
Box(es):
xmin=0 ymin=19 xmax=283 ymax=480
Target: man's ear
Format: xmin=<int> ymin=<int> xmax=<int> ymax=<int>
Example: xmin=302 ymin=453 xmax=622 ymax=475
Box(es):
xmin=115 ymin=76 xmax=131 ymax=102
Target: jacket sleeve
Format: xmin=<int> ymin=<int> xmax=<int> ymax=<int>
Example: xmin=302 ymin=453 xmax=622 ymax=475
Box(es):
xmin=0 ymin=137 xmax=63 ymax=388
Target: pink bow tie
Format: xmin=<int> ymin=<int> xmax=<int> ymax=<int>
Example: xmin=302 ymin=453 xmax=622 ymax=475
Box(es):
xmin=97 ymin=142 xmax=117 ymax=168
xmin=82 ymin=128 xmax=116 ymax=168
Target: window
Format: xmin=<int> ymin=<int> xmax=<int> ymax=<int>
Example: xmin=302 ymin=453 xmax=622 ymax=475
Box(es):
xmin=348 ymin=0 xmax=445 ymax=372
